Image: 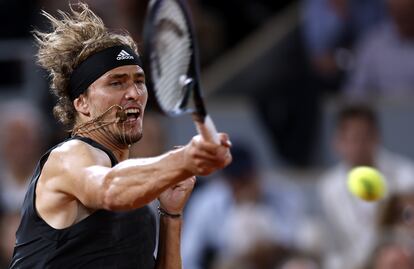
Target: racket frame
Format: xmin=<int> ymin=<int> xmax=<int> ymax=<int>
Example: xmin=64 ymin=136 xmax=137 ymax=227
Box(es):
xmin=142 ymin=0 xmax=219 ymax=143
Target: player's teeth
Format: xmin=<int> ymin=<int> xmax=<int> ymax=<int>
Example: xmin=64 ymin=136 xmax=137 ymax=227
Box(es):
xmin=125 ymin=108 xmax=139 ymax=114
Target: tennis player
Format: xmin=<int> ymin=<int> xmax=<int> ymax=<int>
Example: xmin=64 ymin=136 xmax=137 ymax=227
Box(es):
xmin=9 ymin=3 xmax=231 ymax=269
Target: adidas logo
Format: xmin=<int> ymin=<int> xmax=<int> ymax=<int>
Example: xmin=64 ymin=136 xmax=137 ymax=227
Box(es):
xmin=116 ymin=50 xmax=134 ymax=60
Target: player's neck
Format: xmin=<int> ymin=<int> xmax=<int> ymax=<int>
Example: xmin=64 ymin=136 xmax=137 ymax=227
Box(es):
xmin=84 ymin=133 xmax=130 ymax=162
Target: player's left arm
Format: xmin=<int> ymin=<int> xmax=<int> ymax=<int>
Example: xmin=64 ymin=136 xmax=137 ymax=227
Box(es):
xmin=155 ymin=176 xmax=196 ymax=269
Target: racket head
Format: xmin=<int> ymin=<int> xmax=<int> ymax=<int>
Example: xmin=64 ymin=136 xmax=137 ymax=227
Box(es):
xmin=142 ymin=0 xmax=206 ymax=118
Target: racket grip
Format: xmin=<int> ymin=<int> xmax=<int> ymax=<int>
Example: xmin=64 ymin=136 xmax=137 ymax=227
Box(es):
xmin=194 ymin=115 xmax=220 ymax=144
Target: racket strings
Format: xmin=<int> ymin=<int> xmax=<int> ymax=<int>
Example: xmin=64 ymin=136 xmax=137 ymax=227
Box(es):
xmin=151 ymin=0 xmax=193 ymax=114
xmin=71 ymin=105 xmax=133 ymax=146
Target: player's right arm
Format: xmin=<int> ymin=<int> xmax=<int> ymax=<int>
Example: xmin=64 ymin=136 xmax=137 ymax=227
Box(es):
xmin=36 ymin=134 xmax=231 ymax=228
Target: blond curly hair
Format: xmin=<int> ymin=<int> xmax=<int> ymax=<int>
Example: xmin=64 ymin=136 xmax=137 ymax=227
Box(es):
xmin=34 ymin=3 xmax=139 ymax=128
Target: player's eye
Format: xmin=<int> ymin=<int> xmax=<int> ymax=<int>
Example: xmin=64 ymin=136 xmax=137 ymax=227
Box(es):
xmin=109 ymin=81 xmax=123 ymax=87
xmin=134 ymin=79 xmax=145 ymax=85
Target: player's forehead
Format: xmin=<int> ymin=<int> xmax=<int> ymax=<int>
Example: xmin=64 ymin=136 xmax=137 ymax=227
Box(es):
xmin=103 ymin=65 xmax=145 ymax=78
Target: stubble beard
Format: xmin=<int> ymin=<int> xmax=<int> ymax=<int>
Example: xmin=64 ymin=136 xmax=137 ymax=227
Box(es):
xmin=113 ymin=122 xmax=143 ymax=146
xmin=72 ymin=105 xmax=144 ymax=147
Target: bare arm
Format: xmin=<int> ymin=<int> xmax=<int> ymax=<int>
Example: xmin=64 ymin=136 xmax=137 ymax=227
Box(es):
xmin=155 ymin=216 xmax=182 ymax=269
xmin=39 ymin=134 xmax=231 ymax=215
xmin=95 ymin=148 xmax=193 ymax=210
xmin=153 ymin=175 xmax=196 ymax=269
xmin=107 ymin=135 xmax=230 ymax=210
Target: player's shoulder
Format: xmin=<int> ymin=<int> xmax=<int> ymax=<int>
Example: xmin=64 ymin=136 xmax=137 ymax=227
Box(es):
xmin=47 ymin=138 xmax=112 ymax=171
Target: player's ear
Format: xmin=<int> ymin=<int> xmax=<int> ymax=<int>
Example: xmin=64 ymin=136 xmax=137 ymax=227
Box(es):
xmin=73 ymin=94 xmax=90 ymax=116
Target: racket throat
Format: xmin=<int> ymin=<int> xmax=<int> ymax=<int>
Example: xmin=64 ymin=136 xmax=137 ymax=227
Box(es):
xmin=178 ymin=75 xmax=193 ymax=111
xmin=193 ymin=114 xmax=220 ymax=144
xmin=192 ymin=113 xmax=205 ymax=124
xmin=178 ymin=76 xmax=207 ymax=119
xmin=192 ymin=89 xmax=207 ymax=119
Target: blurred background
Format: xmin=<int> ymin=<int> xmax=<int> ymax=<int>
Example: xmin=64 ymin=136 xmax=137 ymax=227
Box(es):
xmin=1 ymin=0 xmax=414 ymax=268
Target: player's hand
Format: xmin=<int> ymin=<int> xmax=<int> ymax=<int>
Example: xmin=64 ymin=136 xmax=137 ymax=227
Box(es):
xmin=182 ymin=133 xmax=232 ymax=176
xmin=158 ymin=176 xmax=196 ymax=214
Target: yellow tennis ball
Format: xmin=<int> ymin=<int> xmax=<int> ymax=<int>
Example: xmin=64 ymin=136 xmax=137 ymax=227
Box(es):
xmin=347 ymin=166 xmax=387 ymax=201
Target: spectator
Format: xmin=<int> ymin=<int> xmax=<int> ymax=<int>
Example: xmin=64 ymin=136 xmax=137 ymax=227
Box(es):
xmin=213 ymin=242 xmax=289 ymax=269
xmin=365 ymin=191 xmax=414 ymax=269
xmin=0 ymin=211 xmax=20 ymax=268
xmin=302 ymin=0 xmax=386 ymax=92
xmin=365 ymin=235 xmax=414 ymax=269
xmin=0 ymin=99 xmax=48 ymax=268
xmin=378 ymin=191 xmax=414 ymax=239
xmin=279 ymin=254 xmax=320 ymax=269
xmin=182 ymin=141 xmax=304 ymax=269
xmin=344 ymin=0 xmax=414 ymax=99
xmin=0 ymin=99 xmax=48 ymax=212
xmin=317 ymin=103 xmax=414 ymax=269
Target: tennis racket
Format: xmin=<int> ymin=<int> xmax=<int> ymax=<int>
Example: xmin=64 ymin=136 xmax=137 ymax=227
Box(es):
xmin=142 ymin=0 xmax=220 ymax=144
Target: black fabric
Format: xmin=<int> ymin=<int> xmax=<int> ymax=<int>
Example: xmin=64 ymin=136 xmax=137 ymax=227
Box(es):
xmin=69 ymin=46 xmax=142 ymax=100
xmin=73 ymin=136 xmax=119 ymax=166
xmin=9 ymin=137 xmax=156 ymax=269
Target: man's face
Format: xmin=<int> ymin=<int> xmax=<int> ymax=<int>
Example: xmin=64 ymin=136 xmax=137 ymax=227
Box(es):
xmin=2 ymin=118 xmax=41 ymax=168
xmin=334 ymin=118 xmax=379 ymax=167
xmin=83 ymin=64 xmax=148 ymax=145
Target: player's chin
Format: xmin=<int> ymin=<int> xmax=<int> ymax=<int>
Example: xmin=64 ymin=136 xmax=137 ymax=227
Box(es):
xmin=117 ymin=131 xmax=142 ymax=145
xmin=127 ymin=127 xmax=143 ymax=143
xmin=129 ymin=133 xmax=143 ymax=144
xmin=116 ymin=120 xmax=143 ymax=144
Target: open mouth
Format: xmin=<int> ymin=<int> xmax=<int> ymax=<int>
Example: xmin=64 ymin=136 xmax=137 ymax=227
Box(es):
xmin=124 ymin=108 xmax=141 ymax=122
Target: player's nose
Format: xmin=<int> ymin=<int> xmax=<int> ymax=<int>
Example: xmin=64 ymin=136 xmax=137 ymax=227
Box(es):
xmin=125 ymin=82 xmax=147 ymax=101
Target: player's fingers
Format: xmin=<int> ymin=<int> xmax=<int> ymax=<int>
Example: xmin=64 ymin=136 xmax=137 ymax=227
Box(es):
xmin=223 ymin=149 xmax=232 ymax=167
xmin=181 ymin=176 xmax=196 ymax=187
xmin=196 ymin=155 xmax=231 ymax=173
xmin=218 ymin=133 xmax=232 ymax=148
xmin=174 ymin=176 xmax=196 ymax=190
xmin=194 ymin=135 xmax=232 ymax=157
xmin=193 ymin=150 xmax=221 ymax=162
xmin=194 ymin=150 xmax=231 ymax=169
xmin=193 ymin=136 xmax=220 ymax=155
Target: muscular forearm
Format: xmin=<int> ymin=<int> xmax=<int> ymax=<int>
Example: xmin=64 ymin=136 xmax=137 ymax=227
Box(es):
xmin=155 ymin=216 xmax=182 ymax=269
xmin=83 ymin=135 xmax=230 ymax=211
xmin=102 ymin=148 xmax=192 ymax=210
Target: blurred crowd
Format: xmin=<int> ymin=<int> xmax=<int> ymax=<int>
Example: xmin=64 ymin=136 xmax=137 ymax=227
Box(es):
xmin=1 ymin=0 xmax=414 ymax=269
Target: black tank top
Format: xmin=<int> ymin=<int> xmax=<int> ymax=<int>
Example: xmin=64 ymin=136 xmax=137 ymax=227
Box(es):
xmin=9 ymin=137 xmax=156 ymax=269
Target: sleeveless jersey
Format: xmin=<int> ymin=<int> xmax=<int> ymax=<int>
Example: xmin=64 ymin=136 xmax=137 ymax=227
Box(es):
xmin=9 ymin=136 xmax=156 ymax=269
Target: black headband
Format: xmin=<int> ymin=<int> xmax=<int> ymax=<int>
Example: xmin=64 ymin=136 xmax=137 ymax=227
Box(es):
xmin=69 ymin=45 xmax=142 ymax=100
